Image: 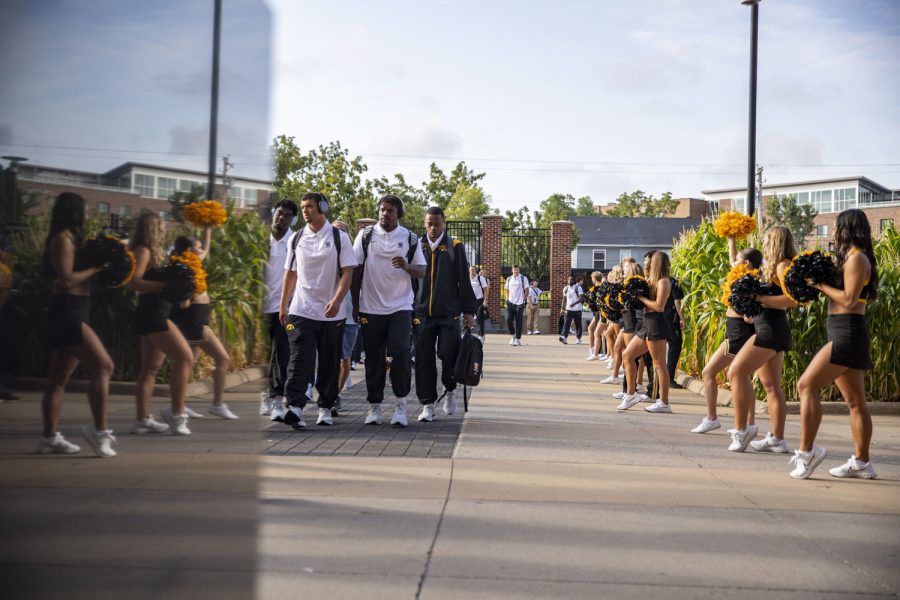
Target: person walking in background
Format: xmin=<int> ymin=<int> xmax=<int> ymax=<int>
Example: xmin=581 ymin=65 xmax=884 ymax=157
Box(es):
xmin=559 ymin=275 xmax=584 ymax=345
xmin=280 ymin=193 xmax=357 ymax=429
xmin=504 ymin=264 xmax=528 ymax=346
xmin=332 ymin=221 xmax=358 ymax=417
xmin=260 ymin=200 xmax=297 ymax=418
xmin=666 ymin=268 xmax=686 ymax=388
xmin=526 ymin=278 xmax=542 ymax=335
xmin=352 ymin=195 xmax=426 ymax=427
xmin=585 ymin=271 xmax=606 ymax=361
xmin=413 ymin=207 xmax=477 ymax=423
xmin=469 ymin=265 xmax=489 ymax=341
xmin=37 ymin=192 xmax=116 ymax=457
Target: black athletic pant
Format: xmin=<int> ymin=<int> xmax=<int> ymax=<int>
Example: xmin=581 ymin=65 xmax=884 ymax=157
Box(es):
xmin=506 ymin=303 xmax=524 ymax=339
xmin=352 ymin=327 xmax=364 ymax=363
xmin=667 ymin=324 xmax=683 ymax=383
xmin=562 ymin=310 xmax=583 ymax=339
xmin=284 ymin=316 xmax=343 ymax=409
xmin=414 ymin=315 xmax=461 ymax=404
xmin=361 ymin=310 xmax=413 ymax=403
xmin=266 ymin=312 xmax=290 ymax=399
xmin=475 ymin=298 xmax=486 ymax=336
xmin=644 ymin=351 xmax=655 ymax=395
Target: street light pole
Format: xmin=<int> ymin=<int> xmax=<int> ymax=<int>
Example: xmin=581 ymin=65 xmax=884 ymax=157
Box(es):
xmin=742 ymin=0 xmax=760 ymax=218
xmin=206 ymin=0 xmax=222 ymax=201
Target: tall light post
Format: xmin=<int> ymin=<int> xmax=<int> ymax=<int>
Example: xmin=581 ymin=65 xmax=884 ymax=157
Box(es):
xmin=206 ymin=0 xmax=222 ymax=201
xmin=742 ymin=0 xmax=760 ymax=218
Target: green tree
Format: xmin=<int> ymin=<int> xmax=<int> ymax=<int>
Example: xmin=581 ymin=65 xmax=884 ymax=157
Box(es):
xmin=272 ymin=136 xmax=369 ymax=226
xmin=575 ymin=196 xmax=596 ymax=216
xmin=605 ymin=190 xmax=678 ymax=217
xmin=502 ymin=207 xmax=550 ymax=284
xmin=168 ymin=183 xmax=207 ymax=222
xmin=445 ymin=184 xmax=491 ymax=221
xmin=535 ymin=193 xmax=580 ymax=246
xmin=424 ymin=162 xmax=485 ymax=209
xmin=763 ymin=194 xmax=818 ymax=248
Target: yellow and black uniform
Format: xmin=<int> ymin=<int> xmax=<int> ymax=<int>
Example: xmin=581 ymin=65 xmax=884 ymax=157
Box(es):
xmin=827 ymin=254 xmax=872 ymax=370
xmin=753 ymin=277 xmax=792 ymax=352
xmin=413 ymin=232 xmax=478 ymax=405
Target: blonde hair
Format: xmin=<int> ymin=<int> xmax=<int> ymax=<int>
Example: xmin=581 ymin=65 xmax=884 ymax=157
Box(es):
xmin=761 ymin=226 xmax=796 ymax=284
xmin=591 ymin=271 xmax=602 ymax=284
xmin=130 ymin=212 xmax=166 ymax=269
xmin=607 ymin=265 xmax=623 ymax=284
xmin=622 ymin=261 xmax=643 ymax=278
xmin=647 ymin=252 xmax=671 ymax=299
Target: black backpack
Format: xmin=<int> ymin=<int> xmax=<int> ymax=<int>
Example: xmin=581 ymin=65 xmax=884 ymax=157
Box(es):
xmin=453 ymin=329 xmax=483 ymax=412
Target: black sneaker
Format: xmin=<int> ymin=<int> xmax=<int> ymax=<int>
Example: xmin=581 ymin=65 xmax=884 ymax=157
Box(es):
xmin=670 ymin=381 xmax=683 ymax=389
xmin=558 ymin=336 xmax=567 ymax=345
xmin=283 ymin=406 xmax=306 ymax=429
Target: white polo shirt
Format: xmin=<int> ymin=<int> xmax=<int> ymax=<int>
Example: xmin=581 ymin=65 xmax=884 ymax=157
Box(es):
xmin=264 ymin=230 xmax=292 ymax=314
xmin=564 ymin=284 xmax=584 ymax=311
xmin=284 ymin=221 xmax=357 ymax=321
xmin=353 ymin=224 xmax=426 ymax=315
xmin=470 ymin=274 xmax=489 ymax=300
xmin=505 ymin=273 xmax=529 ymax=305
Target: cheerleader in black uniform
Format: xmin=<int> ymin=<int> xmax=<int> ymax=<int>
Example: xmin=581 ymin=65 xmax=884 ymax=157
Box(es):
xmin=693 ymin=236 xmax=762 ymax=434
xmin=727 ymin=226 xmax=797 ymax=453
xmin=600 ymin=265 xmax=623 ymax=382
xmin=619 ymin=252 xmax=672 ymax=412
xmin=170 ymin=231 xmax=237 ymax=420
xmin=37 ymin=192 xmax=117 ymax=457
xmin=791 ymin=209 xmax=878 ymax=479
xmin=585 ymin=271 xmax=606 ymax=361
xmin=128 ymin=213 xmax=194 ymax=436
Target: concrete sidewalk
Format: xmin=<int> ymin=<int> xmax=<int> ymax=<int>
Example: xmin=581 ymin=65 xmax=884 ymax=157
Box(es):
xmin=1 ymin=334 xmax=899 ymax=599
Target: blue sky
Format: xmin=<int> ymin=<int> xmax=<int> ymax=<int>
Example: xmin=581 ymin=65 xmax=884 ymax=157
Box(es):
xmin=2 ymin=0 xmax=898 ymax=212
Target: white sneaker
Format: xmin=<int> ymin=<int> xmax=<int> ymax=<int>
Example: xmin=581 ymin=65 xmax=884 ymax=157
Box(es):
xmin=161 ymin=408 xmax=191 ymax=436
xmin=789 ymin=446 xmax=827 ymax=479
xmin=727 ymin=424 xmax=759 ymax=452
xmin=443 ymin=388 xmax=457 ymax=416
xmin=509 ymin=336 xmax=516 ymax=346
xmin=183 ymin=406 xmax=203 ymax=419
xmin=691 ymin=417 xmax=721 ymax=434
xmin=600 ymin=375 xmax=621 ymax=384
xmin=82 ymin=425 xmax=117 ymax=458
xmin=618 ymin=367 xmax=626 ymax=376
xmin=644 ymin=399 xmax=672 ymax=413
xmin=533 ymin=330 xmax=540 ymax=335
xmin=208 ymin=403 xmax=239 ymax=420
xmin=597 ymin=353 xmax=608 ymax=360
xmin=513 ymin=339 xmax=521 ymax=346
xmin=259 ymin=391 xmax=271 ymax=416
xmin=635 ymin=384 xmax=645 ymax=394
xmin=828 ymin=455 xmax=878 ymax=479
xmin=418 ymin=404 xmax=435 ymax=422
xmin=575 ymin=338 xmax=582 ymax=345
xmin=616 ymin=394 xmax=643 ymax=410
xmin=344 ymin=372 xmax=352 ymax=390
xmin=612 ymin=391 xmax=626 ymax=400
xmin=391 ymin=397 xmax=408 ymax=427
xmin=131 ymin=415 xmax=170 ymax=434
xmin=526 ymin=330 xmax=533 ymax=335
xmin=270 ymin=402 xmax=286 ymax=422
xmin=316 ymin=407 xmax=333 ymax=426
xmin=36 ymin=432 xmax=81 ymax=454
xmin=283 ymin=405 xmax=307 ymax=429
xmin=585 ymin=354 xmax=599 ymax=361
xmin=365 ymin=404 xmax=383 ymax=425
xmin=750 ymin=432 xmax=790 ymax=453
xmin=305 ymin=383 xmax=313 ymax=400
xmin=605 ymin=361 xmax=613 ymax=369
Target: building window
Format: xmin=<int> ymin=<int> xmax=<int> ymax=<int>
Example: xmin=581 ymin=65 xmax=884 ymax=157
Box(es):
xmin=156 ymin=176 xmax=176 ymax=199
xmin=796 ymin=191 xmax=810 ymax=206
xmin=882 ymin=218 xmax=895 ymax=234
xmin=179 ymin=179 xmax=201 ymax=193
xmin=593 ymin=249 xmax=606 ymax=271
xmin=134 ymin=174 xmax=154 ymax=196
xmin=243 ymin=188 xmax=258 ymax=208
xmin=118 ymin=205 xmax=131 ymax=217
xmin=810 ymin=190 xmax=832 ymax=213
xmin=97 ymin=202 xmax=110 ymax=215
xmin=834 ymin=188 xmax=856 ymax=212
xmin=732 ymin=197 xmax=746 ymax=214
xmin=816 ymin=225 xmax=828 ymax=237
xmin=228 ymin=186 xmax=242 ymax=205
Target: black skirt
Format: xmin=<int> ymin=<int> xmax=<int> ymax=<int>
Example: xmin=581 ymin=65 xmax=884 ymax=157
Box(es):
xmin=135 ymin=293 xmax=173 ymax=336
xmin=621 ymin=309 xmax=637 ymax=334
xmin=753 ymin=309 xmax=792 ymax=352
xmin=48 ymin=294 xmax=90 ymax=348
xmin=638 ymin=312 xmax=670 ymax=341
xmin=725 ymin=316 xmax=755 ymax=357
xmin=827 ymin=313 xmax=873 ymax=370
xmin=171 ymin=303 xmax=211 ymax=345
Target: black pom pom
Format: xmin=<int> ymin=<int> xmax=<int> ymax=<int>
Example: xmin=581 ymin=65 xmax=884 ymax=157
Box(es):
xmin=728 ymin=274 xmax=764 ymax=317
xmin=604 ymin=282 xmax=624 ymax=312
xmin=76 ymin=235 xmax=135 ymax=287
xmin=783 ymin=251 xmax=837 ymax=304
xmin=621 ymin=276 xmax=651 ymax=310
xmin=145 ymin=262 xmax=195 ymax=303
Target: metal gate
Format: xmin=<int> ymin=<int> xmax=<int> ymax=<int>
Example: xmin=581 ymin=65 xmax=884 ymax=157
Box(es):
xmin=410 ymin=220 xmax=481 ymax=268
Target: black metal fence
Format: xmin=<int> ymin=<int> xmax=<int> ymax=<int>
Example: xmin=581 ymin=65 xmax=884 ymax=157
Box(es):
xmin=410 ymin=220 xmax=481 ymax=267
xmin=501 ymin=227 xmax=550 ymax=281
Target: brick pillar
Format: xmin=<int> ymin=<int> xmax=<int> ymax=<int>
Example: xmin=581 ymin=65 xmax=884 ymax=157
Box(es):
xmin=480 ymin=214 xmax=503 ymax=327
xmin=355 ymin=218 xmax=376 ymax=239
xmin=550 ymin=220 xmax=574 ymax=313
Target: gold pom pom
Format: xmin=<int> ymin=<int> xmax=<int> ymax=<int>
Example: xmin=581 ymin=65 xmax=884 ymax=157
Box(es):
xmin=183 ymin=200 xmax=228 ymax=228
xmin=713 ymin=211 xmax=757 ymax=240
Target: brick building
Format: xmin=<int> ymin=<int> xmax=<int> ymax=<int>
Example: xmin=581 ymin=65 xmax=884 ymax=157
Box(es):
xmin=702 ymin=176 xmax=899 ymax=245
xmin=595 ymin=197 xmax=714 ymax=219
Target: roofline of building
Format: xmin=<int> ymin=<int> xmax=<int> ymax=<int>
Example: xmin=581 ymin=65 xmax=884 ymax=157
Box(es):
xmin=103 ymin=162 xmax=273 ymax=186
xmin=701 ymin=176 xmax=889 ymax=195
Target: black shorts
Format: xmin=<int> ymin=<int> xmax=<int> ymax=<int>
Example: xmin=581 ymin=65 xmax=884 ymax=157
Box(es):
xmin=725 ymin=316 xmax=755 ymax=357
xmin=621 ymin=309 xmax=636 ymax=334
xmin=637 ymin=312 xmax=670 ymax=341
xmin=135 ymin=293 xmax=173 ymax=336
xmin=48 ymin=294 xmax=90 ymax=348
xmin=753 ymin=309 xmax=791 ymax=352
xmin=171 ymin=303 xmax=210 ymax=345
xmin=827 ymin=314 xmax=873 ymax=370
